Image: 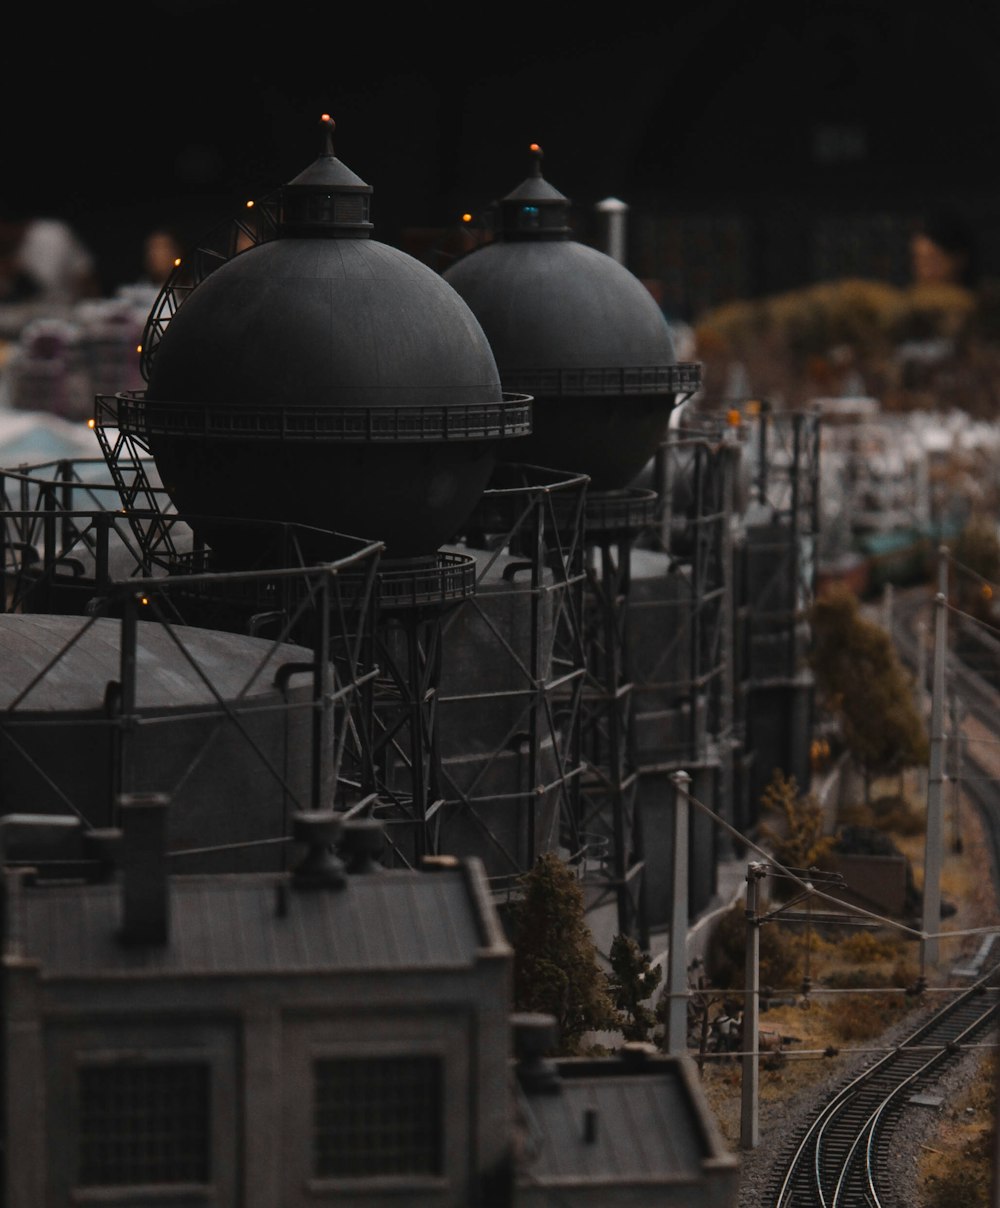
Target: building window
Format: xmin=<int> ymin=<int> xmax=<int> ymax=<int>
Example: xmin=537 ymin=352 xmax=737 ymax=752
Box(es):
xmin=77 ymin=1062 xmax=210 ymax=1186
xmin=313 ymin=1056 xmax=442 ymax=1178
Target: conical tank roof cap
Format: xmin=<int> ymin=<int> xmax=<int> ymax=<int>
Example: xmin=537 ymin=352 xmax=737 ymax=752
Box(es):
xmin=280 ymin=115 xmax=373 ymax=237
xmin=496 ymin=144 xmax=571 ymax=239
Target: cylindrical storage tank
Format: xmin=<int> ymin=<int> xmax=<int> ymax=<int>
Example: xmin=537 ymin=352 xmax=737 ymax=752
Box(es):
xmin=0 ymin=614 xmax=323 ymax=872
xmin=443 ymin=146 xmax=690 ymax=489
xmin=745 ymin=677 xmax=815 ymax=820
xmin=741 ymin=517 xmax=815 ymax=815
xmin=744 ymin=520 xmax=811 ymax=682
xmin=132 ymin=118 xmax=530 ymax=564
xmin=628 ymin=551 xmax=708 ymax=764
xmin=437 ymin=548 xmax=561 ymax=881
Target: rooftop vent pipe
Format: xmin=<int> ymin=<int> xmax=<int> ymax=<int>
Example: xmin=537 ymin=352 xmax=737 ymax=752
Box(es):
xmin=119 ymin=793 xmax=170 ymax=946
xmin=595 ymin=197 xmax=628 ymax=265
xmin=292 ymin=811 xmax=346 ymax=890
xmin=339 ymin=817 xmax=385 ymax=874
xmin=511 ymin=1012 xmax=561 ymax=1094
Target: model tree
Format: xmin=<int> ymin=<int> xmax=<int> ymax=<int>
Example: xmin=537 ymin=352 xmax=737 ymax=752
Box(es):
xmin=759 ymin=769 xmax=835 ymax=879
xmin=608 ymin=934 xmax=661 ymax=1043
xmin=510 ymin=852 xmax=618 ymax=1055
xmin=808 ymin=585 xmax=929 ymax=800
xmin=953 ymin=515 xmax=1000 ymax=621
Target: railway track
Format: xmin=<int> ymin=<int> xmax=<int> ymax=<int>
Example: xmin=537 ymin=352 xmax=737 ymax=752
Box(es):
xmin=763 ymin=583 xmax=1000 ymax=1206
xmin=767 ymin=969 xmax=999 ymax=1206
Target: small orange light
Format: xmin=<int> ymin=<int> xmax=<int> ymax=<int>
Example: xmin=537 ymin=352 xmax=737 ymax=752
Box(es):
xmin=140 ymin=596 xmax=149 ymax=606
xmin=246 ymin=199 xmax=254 ymax=208
xmin=983 ymin=585 xmax=993 ymax=601
xmin=321 ymin=113 xmax=331 ymax=122
xmin=136 ymin=344 xmax=142 ymax=354
xmin=462 ymin=213 xmax=472 ymax=223
xmin=529 ymin=143 xmax=540 ymax=151
xmin=173 ymin=257 xmax=181 ymax=267
xmin=726 ymin=408 xmax=742 ymax=428
xmin=87 ymin=418 xmax=95 ymax=429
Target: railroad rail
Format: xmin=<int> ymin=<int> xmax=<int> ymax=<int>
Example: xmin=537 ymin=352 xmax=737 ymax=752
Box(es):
xmin=765 ymin=582 xmax=1000 ymax=1206
xmin=767 ymin=968 xmax=999 ymax=1206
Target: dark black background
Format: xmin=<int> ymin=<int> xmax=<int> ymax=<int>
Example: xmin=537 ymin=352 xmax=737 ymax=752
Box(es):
xmin=6 ymin=1 xmax=998 ymax=298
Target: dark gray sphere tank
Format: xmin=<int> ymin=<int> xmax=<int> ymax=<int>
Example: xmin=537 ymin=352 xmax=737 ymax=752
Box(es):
xmin=142 ymin=119 xmax=529 ymax=562
xmin=443 ymin=146 xmax=685 ymax=489
xmin=149 ymin=238 xmax=502 ymax=413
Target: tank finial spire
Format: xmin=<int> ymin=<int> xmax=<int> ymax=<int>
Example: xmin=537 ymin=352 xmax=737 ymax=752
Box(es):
xmin=529 ymin=143 xmax=543 ymax=176
xmin=321 ymin=113 xmax=336 ymax=156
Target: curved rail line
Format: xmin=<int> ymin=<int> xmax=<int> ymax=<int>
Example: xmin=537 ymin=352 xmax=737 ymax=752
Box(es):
xmin=767 ymin=583 xmax=1000 ymax=1207
xmin=768 ymin=968 xmax=999 ymax=1207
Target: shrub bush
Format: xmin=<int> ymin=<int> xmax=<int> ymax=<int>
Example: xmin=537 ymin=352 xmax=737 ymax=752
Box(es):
xmin=705 ymin=901 xmax=800 ymax=995
xmin=826 ymin=991 xmax=908 ymax=1041
xmin=837 ymin=930 xmax=904 ymax=964
xmin=510 ymin=852 xmax=619 ymax=1054
xmin=871 ymin=793 xmax=924 ymax=836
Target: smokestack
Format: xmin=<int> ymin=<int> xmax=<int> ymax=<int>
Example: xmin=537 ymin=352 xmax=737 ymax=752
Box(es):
xmin=339 ymin=817 xmax=385 ymax=874
xmin=511 ymin=1013 xmax=561 ymax=1095
xmin=119 ymin=793 xmax=170 ymax=945
xmin=595 ymin=197 xmax=628 ymax=266
xmin=292 ymin=811 xmax=346 ymax=890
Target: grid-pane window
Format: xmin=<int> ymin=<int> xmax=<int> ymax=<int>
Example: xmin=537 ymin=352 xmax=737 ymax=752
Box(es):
xmin=78 ymin=1062 xmax=210 ymax=1186
xmin=313 ymin=1056 xmax=442 ymax=1178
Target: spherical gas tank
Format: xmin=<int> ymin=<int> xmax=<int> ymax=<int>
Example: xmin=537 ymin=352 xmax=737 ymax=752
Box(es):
xmin=443 ymin=146 xmax=689 ymax=489
xmin=141 ymin=119 xmax=529 ymax=563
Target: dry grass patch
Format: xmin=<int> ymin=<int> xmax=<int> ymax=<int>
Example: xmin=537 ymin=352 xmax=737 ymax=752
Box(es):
xmin=919 ymin=1051 xmax=997 ymax=1208
xmin=698 ymin=773 xmax=998 ymax=1157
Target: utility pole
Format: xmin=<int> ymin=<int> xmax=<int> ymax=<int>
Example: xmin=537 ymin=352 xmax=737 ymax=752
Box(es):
xmin=916 ymin=617 xmax=927 ymax=721
xmin=950 ymin=681 xmax=963 ymax=854
xmin=924 ymin=546 xmax=948 ymax=968
xmin=741 ymin=862 xmax=767 ymax=1150
xmin=719 ymin=424 xmax=738 ymax=854
xmin=914 ymin=614 xmax=930 ymax=803
xmin=883 ymin=581 xmax=894 ymax=638
xmin=665 ymin=770 xmax=690 ymax=1055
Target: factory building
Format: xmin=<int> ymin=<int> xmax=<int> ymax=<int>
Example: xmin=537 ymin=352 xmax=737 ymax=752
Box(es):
xmin=0 ymin=116 xmax=823 ymax=1206
xmin=1 ymin=811 xmax=737 ymax=1207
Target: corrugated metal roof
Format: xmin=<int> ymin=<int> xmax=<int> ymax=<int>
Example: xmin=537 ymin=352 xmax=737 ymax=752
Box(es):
xmin=0 ymin=615 xmax=313 ymax=711
xmin=17 ymin=869 xmax=486 ymax=977
xmin=519 ymin=1068 xmax=709 ymax=1183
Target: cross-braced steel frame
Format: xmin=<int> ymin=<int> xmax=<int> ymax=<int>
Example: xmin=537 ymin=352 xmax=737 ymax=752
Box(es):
xmin=627 ymin=422 xmax=745 ymax=926
xmin=646 ymin=426 xmax=740 ymax=772
xmin=739 ymin=405 xmax=822 ymax=818
xmin=354 ymin=468 xmax=590 ymax=880
xmin=744 ymin=405 xmax=821 ymax=675
xmin=431 ymin=464 xmax=589 ymax=897
xmin=139 ymin=194 xmax=281 ymax=384
xmin=0 ymin=524 xmax=382 ymax=869
xmin=92 ymin=392 xmax=188 ymax=571
xmin=345 ymin=552 xmax=478 ymax=870
xmin=573 ymin=489 xmax=658 ymax=946
xmin=0 ymin=457 xmax=148 ymax=613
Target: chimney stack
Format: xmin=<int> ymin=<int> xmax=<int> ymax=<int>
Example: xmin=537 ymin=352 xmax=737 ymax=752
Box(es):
xmin=511 ymin=1013 xmax=561 ymax=1095
xmin=119 ymin=793 xmax=170 ymax=945
xmin=292 ymin=811 xmax=346 ymax=890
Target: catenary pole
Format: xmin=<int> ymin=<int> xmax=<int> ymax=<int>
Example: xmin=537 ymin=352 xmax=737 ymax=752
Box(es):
xmin=923 ymin=547 xmax=948 ymax=967
xmin=741 ymin=861 xmax=766 ymax=1150
xmin=666 ymin=770 xmax=691 ymax=1054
